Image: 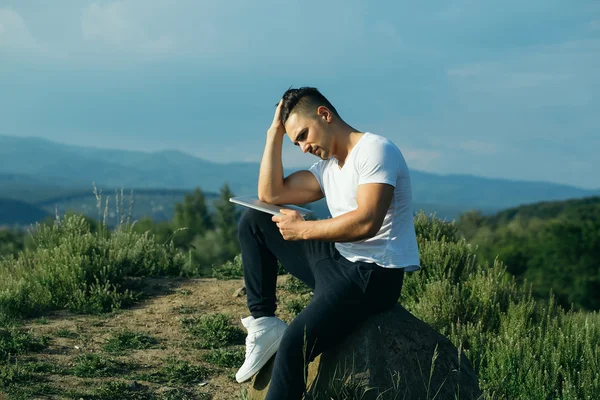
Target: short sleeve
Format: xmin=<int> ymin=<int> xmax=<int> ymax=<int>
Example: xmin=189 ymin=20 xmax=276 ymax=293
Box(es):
xmin=357 ymin=141 xmax=399 ymax=187
xmin=308 ymin=160 xmax=326 ymax=193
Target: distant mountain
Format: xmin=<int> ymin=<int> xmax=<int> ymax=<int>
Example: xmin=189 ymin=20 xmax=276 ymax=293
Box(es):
xmin=0 ymin=198 xmax=49 ymax=226
xmin=1 ymin=135 xmax=597 ymax=216
xmin=0 ymin=135 xmax=265 ymax=195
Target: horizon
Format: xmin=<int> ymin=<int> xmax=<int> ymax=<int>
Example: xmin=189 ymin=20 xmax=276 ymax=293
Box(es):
xmin=1 ymin=1 xmax=598 ymax=189
xmin=2 ymin=133 xmax=598 ymax=192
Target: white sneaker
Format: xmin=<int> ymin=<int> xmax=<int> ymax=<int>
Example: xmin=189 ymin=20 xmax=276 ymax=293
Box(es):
xmin=235 ymin=315 xmax=288 ymax=383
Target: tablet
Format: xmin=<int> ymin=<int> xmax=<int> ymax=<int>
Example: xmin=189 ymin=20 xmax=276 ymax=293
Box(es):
xmin=229 ymin=195 xmax=313 ymax=217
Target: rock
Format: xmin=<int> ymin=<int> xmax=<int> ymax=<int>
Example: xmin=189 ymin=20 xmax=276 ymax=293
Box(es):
xmin=248 ymin=304 xmax=481 ymax=400
xmin=233 ymin=286 xmax=246 ymax=298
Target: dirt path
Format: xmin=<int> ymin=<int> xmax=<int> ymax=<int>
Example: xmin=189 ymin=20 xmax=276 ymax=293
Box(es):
xmin=4 ymin=275 xmax=303 ymax=400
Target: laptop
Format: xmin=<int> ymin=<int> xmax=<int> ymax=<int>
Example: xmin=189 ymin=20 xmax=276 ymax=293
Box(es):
xmin=229 ymin=195 xmax=314 ymax=217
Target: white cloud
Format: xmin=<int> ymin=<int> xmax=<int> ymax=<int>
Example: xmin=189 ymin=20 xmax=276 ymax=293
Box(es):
xmin=459 ymin=140 xmax=497 ymax=154
xmin=445 ymin=38 xmax=600 ymax=111
xmin=401 ymin=148 xmax=442 ymax=171
xmin=0 ymin=8 xmax=38 ymax=50
xmin=81 ymin=2 xmax=175 ymax=55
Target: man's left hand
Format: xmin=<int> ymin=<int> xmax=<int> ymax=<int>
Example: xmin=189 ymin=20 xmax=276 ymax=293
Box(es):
xmin=272 ymin=209 xmax=307 ymax=241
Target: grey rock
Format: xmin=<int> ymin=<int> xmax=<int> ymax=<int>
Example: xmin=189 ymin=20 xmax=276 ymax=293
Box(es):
xmin=248 ymin=304 xmax=482 ymax=400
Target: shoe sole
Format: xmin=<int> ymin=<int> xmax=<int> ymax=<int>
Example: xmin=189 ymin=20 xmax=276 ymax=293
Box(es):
xmin=236 ymin=332 xmax=284 ymax=383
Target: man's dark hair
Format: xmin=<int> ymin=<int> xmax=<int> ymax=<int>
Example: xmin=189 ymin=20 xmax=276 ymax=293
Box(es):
xmin=280 ymin=87 xmax=339 ymax=125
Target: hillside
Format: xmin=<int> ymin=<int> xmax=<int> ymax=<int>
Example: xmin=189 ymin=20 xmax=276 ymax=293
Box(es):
xmin=457 ymin=196 xmax=600 ymax=310
xmin=0 ymin=198 xmax=49 ymax=226
xmin=1 ymin=135 xmax=597 ymax=213
xmin=480 ymin=196 xmax=600 ymax=227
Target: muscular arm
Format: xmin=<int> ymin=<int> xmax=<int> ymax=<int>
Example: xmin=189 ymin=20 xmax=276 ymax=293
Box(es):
xmin=258 ymin=102 xmax=323 ymax=205
xmin=300 ymin=183 xmax=394 ymax=242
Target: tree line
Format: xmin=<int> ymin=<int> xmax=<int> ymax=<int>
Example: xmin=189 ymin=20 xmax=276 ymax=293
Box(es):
xmin=457 ymin=196 xmax=600 ymax=311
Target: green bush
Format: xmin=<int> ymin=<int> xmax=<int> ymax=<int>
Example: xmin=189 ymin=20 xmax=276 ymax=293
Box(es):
xmin=401 ymin=212 xmax=600 ymax=399
xmin=212 ymin=254 xmax=244 ymax=280
xmin=0 ymin=214 xmax=187 ymax=319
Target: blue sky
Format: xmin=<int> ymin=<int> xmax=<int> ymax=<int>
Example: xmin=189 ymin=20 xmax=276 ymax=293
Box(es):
xmin=1 ymin=1 xmax=598 ymax=189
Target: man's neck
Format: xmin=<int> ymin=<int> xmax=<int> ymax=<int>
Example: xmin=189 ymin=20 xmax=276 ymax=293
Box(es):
xmin=333 ymin=127 xmax=363 ymax=167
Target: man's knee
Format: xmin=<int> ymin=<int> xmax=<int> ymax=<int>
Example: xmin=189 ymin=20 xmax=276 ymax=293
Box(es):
xmin=278 ymin=325 xmax=310 ymax=361
xmin=238 ymin=209 xmax=271 ymax=236
xmin=278 ymin=313 xmax=326 ymax=363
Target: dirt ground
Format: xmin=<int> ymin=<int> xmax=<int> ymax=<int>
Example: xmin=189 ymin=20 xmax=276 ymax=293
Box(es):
xmin=4 ymin=275 xmax=302 ymax=400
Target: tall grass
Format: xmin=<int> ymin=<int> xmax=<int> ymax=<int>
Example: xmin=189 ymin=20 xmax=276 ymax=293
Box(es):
xmin=398 ymin=212 xmax=600 ymax=399
xmin=0 ymin=188 xmax=187 ymax=321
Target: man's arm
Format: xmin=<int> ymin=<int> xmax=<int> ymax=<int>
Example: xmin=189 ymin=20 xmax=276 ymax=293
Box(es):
xmin=274 ymin=183 xmax=394 ymax=242
xmin=258 ymin=101 xmax=323 ymax=205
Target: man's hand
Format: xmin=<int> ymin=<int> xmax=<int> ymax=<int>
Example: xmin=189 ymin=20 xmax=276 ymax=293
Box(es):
xmin=272 ymin=209 xmax=306 ymax=241
xmin=267 ymin=99 xmax=286 ymax=138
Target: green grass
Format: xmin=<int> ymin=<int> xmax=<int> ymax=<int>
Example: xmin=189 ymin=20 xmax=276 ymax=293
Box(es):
xmin=212 ymin=254 xmax=244 ymax=280
xmin=33 ymin=317 xmax=49 ymax=325
xmin=103 ymin=329 xmax=160 ymax=354
xmin=283 ymin=295 xmax=312 ymax=318
xmin=0 ymin=361 xmax=36 ymax=388
xmin=67 ymin=380 xmax=154 ymax=400
xmin=0 ymin=327 xmax=49 ymax=361
xmin=280 ymin=275 xmax=312 ymax=295
xmin=71 ymin=353 xmax=127 ymax=378
xmin=134 ymin=356 xmax=212 ymax=385
xmin=203 ymin=347 xmax=245 ymax=368
xmin=171 ymin=305 xmax=200 ymax=314
xmin=55 ymin=327 xmax=79 ymax=338
xmin=180 ymin=313 xmax=244 ymax=349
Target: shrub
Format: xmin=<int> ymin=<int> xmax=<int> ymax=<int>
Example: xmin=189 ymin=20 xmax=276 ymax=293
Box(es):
xmin=212 ymin=254 xmax=244 ymax=280
xmin=400 ymin=213 xmax=600 ymax=399
xmin=0 ymin=214 xmax=187 ymax=319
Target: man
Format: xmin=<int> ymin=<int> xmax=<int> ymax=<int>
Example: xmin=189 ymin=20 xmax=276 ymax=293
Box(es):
xmin=235 ymin=87 xmax=420 ymax=399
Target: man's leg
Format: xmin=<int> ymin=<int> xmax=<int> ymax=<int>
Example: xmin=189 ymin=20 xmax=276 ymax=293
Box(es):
xmin=237 ymin=208 xmax=331 ymax=318
xmin=264 ymin=256 xmax=372 ymax=400
xmin=265 ymin=257 xmax=406 ymax=400
xmin=236 ymin=208 xmax=338 ymax=384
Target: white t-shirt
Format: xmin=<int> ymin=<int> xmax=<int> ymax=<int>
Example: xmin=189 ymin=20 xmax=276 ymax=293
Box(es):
xmin=309 ymin=132 xmax=420 ymax=271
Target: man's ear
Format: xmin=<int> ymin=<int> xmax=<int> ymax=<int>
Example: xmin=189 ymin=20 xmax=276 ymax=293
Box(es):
xmin=317 ymin=106 xmax=331 ymax=122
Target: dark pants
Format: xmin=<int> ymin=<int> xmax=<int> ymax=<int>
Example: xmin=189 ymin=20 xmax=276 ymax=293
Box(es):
xmin=237 ymin=209 xmax=405 ymax=400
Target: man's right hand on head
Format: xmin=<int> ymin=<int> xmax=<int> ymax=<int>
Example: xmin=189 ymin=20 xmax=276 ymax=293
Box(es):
xmin=267 ymin=99 xmax=286 ymax=138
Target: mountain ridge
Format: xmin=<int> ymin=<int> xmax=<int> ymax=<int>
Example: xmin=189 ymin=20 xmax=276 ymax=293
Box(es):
xmin=1 ymin=135 xmax=597 ymax=212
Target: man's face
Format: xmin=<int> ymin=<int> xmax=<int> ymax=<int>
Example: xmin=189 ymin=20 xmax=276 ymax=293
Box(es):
xmin=284 ymin=109 xmax=332 ymax=160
